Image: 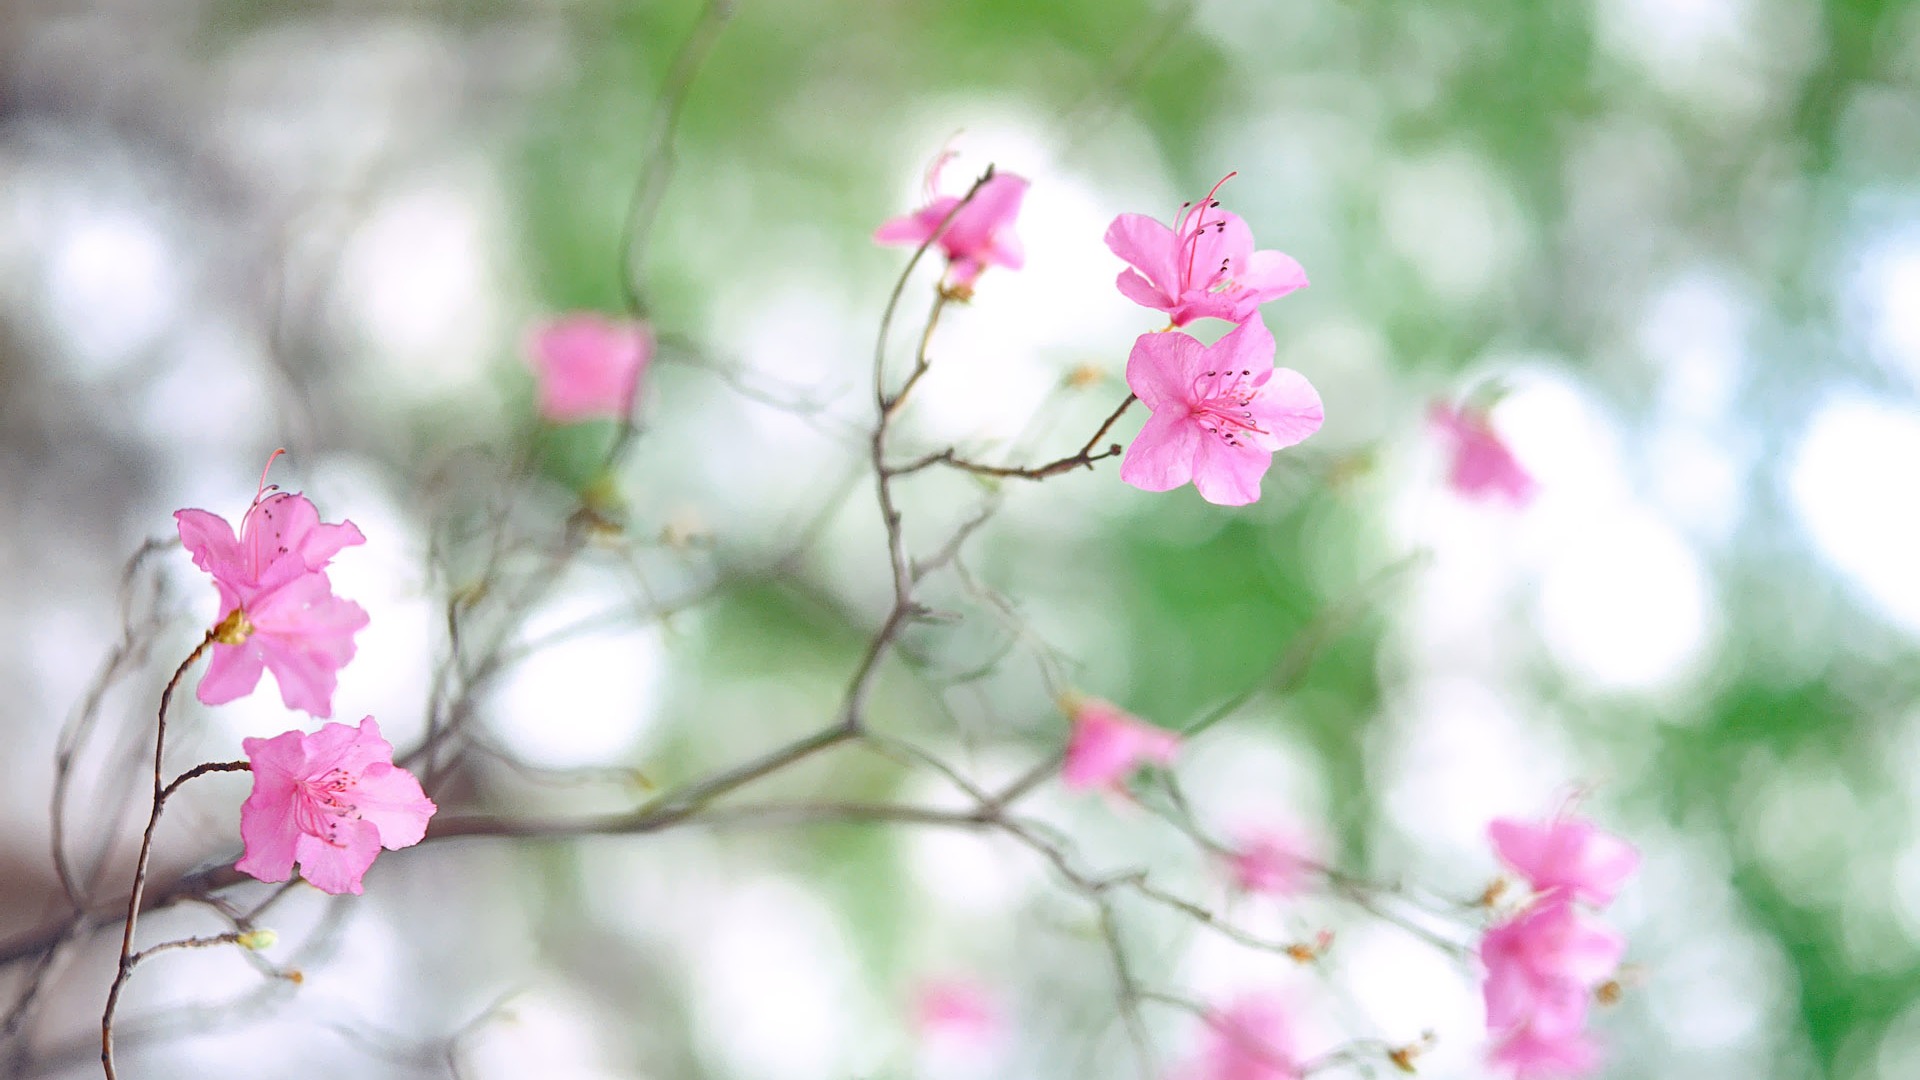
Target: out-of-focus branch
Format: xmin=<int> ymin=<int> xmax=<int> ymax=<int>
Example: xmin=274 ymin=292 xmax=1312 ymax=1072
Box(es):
xmin=619 ymin=0 xmax=735 ymax=319
xmin=50 ymin=538 xmax=177 ymax=909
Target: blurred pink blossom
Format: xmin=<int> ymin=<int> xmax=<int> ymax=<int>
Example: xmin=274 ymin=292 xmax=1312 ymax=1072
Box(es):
xmin=1228 ymin=825 xmax=1316 ymax=898
xmin=1489 ymin=1021 xmax=1602 ymax=1080
xmin=1061 ymin=697 xmax=1179 ymax=792
xmin=175 ymin=478 xmax=368 ymax=718
xmin=874 ymin=168 xmax=1028 ymax=289
xmin=237 ymin=717 xmax=436 ymax=895
xmin=1105 ymin=174 xmax=1307 ymax=327
xmin=1480 ymin=901 xmax=1624 ymax=1079
xmin=527 ymin=313 xmax=654 ymax=423
xmin=1489 ymin=814 xmax=1639 ymax=908
xmin=1120 ymin=316 xmax=1323 ymax=506
xmin=1429 ymin=400 xmax=1537 ymax=505
xmin=1181 ymin=992 xmax=1300 ymax=1080
xmin=913 ymin=978 xmax=1002 ymax=1046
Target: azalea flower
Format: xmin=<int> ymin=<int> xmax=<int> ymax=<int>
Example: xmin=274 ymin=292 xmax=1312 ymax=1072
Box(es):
xmin=526 ymin=313 xmax=655 ymax=423
xmin=1120 ymin=315 xmax=1324 ymax=506
xmin=175 ymin=478 xmax=368 ymax=718
xmin=873 ymin=165 xmax=1028 ymax=291
xmin=1430 ymin=400 xmax=1536 ymax=505
xmin=1105 ymin=175 xmax=1307 ymax=327
xmin=1228 ymin=825 xmax=1316 ymax=898
xmin=175 ymin=488 xmax=365 ymax=597
xmin=1489 ymin=814 xmax=1640 ymax=908
xmin=1182 ymin=993 xmax=1299 ymax=1080
xmin=1480 ymin=901 xmax=1625 ymax=1080
xmin=1060 ymin=696 xmax=1179 ymax=792
xmin=195 ymin=572 xmax=372 ymax=718
xmin=236 ymin=716 xmax=437 ymax=895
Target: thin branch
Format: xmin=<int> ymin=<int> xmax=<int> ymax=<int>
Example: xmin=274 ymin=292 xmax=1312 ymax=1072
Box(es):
xmin=1182 ymin=550 xmax=1428 ymax=739
xmin=102 ymin=628 xmax=218 ymax=1079
xmin=619 ymin=0 xmax=735 ymax=318
xmin=127 ymin=933 xmax=245 ymax=969
xmin=51 ymin=537 xmax=176 ymax=908
xmin=157 ymin=762 xmax=250 ymax=806
xmin=888 ymin=393 xmax=1136 ymax=481
xmin=1096 ymin=899 xmax=1157 ymax=1080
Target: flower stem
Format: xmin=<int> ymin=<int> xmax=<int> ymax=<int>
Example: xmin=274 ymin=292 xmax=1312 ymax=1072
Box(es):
xmin=101 ymin=629 xmax=216 ymax=1080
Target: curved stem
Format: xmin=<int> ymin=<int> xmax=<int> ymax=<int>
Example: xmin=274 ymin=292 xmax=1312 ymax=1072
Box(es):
xmin=101 ymin=630 xmax=216 ymax=1079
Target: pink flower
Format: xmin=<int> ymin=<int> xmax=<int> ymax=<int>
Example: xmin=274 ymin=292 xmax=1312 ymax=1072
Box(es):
xmin=1489 ymin=1022 xmax=1601 ymax=1080
xmin=237 ymin=716 xmax=437 ymax=896
xmin=1430 ymin=401 xmax=1536 ymax=506
xmin=1060 ymin=697 xmax=1179 ymax=791
xmin=1482 ymin=902 xmax=1623 ymax=1033
xmin=526 ymin=314 xmax=654 ymax=423
xmin=196 ymin=572 xmax=372 ymax=718
xmin=175 ymin=483 xmax=368 ymax=718
xmin=1489 ymin=815 xmax=1640 ymax=909
xmin=1480 ymin=901 xmax=1624 ymax=1079
xmin=175 ymin=489 xmax=365 ymax=599
xmin=1228 ymin=826 xmax=1316 ymax=898
xmin=1120 ymin=316 xmax=1324 ymax=506
xmin=874 ymin=169 xmax=1028 ymax=289
xmin=1105 ymin=175 xmax=1307 ymax=327
xmin=1182 ymin=993 xmax=1299 ymax=1080
xmin=913 ymin=978 xmax=1002 ymax=1047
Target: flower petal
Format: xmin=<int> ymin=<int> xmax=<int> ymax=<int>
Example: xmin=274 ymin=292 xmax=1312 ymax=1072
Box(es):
xmin=1124 ymin=329 xmax=1205 ymax=411
xmin=1240 ymin=249 xmax=1309 ymax=297
xmin=293 ymin=818 xmax=383 ymax=895
xmin=175 ymin=509 xmax=242 ymax=580
xmin=944 ymin=174 xmax=1027 ymax=262
xmin=873 ymin=202 xmax=946 ymax=246
xmin=243 ymin=493 xmax=367 ymax=591
xmin=1212 ymin=314 xmax=1278 ymax=375
xmin=1120 ymin=411 xmax=1200 ymax=493
xmin=1247 ymin=368 xmax=1324 ymax=450
xmin=351 ymin=761 xmax=437 ymax=850
xmin=1104 ymin=213 xmax=1180 ymax=304
xmin=235 ymin=730 xmax=310 ymax=885
xmin=1115 ymin=269 xmax=1172 ymax=312
xmin=1191 ymin=435 xmax=1272 ymax=506
xmin=248 ymin=574 xmax=369 ymax=718
xmin=197 ymin=640 xmax=265 ymax=706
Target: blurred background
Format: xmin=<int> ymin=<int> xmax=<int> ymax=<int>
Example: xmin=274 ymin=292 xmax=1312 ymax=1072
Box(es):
xmin=3 ymin=0 xmax=1919 ymax=1077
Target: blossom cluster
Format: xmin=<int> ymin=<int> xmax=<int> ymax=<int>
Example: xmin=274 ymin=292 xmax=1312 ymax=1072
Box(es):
xmin=870 ymin=157 xmax=1607 ymax=1072
xmin=1481 ymin=814 xmax=1640 ymax=1077
xmin=874 ymin=163 xmax=1325 ymax=507
xmin=176 ymin=464 xmax=435 ymax=895
xmin=175 ymin=475 xmax=368 ymax=718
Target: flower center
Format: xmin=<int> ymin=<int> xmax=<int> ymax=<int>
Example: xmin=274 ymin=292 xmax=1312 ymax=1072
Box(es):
xmin=1177 ymin=171 xmax=1239 ymax=293
xmin=1190 ymin=368 xmax=1268 ymax=448
xmin=294 ymin=768 xmax=361 ymax=848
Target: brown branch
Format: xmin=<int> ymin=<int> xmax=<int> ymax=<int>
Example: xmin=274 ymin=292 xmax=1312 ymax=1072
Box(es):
xmin=157 ymin=762 xmax=250 ymax=806
xmin=887 ymin=392 xmax=1137 ymax=481
xmin=102 ymin=628 xmax=217 ymax=1079
xmin=127 ymin=933 xmax=245 ymax=970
